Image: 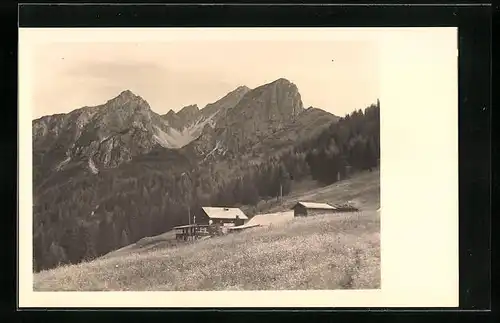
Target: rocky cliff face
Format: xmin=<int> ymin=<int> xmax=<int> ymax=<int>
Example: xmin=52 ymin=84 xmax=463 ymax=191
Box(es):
xmin=33 ymin=79 xmax=320 ymax=185
xmin=213 ymin=78 xmax=305 ymax=153
xmin=162 ymin=109 xmax=178 ymax=124
xmin=164 ymin=104 xmax=199 ymax=130
xmin=160 ymin=85 xmax=251 ymax=147
xmin=33 ymin=85 xmax=253 ymax=183
xmin=176 ymin=104 xmax=200 ymax=125
xmin=33 ymin=90 xmax=188 ymax=179
xmin=202 ymin=85 xmax=251 ymax=117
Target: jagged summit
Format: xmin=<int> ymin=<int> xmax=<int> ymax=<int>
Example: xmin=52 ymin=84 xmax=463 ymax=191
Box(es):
xmin=118 ymin=89 xmax=136 ymax=98
xmin=250 ymin=78 xmax=295 ymax=91
xmin=104 ymin=89 xmax=151 ymax=112
xmin=177 ymin=104 xmax=200 ymax=117
xmin=249 ymin=78 xmax=298 ymax=95
xmin=107 ymin=89 xmax=142 ymax=101
xmin=32 ymin=79 xmax=312 ymax=179
xmin=203 ymin=85 xmax=251 ymax=112
xmin=107 ymin=89 xmax=142 ymax=102
xmin=164 ymin=109 xmax=176 ymax=117
xmin=211 ymin=76 xmax=305 ymax=153
xmin=234 ymin=85 xmax=251 ymax=92
xmin=271 ymin=77 xmax=293 ymax=85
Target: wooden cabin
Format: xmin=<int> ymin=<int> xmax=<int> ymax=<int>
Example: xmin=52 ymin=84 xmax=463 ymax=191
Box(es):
xmin=291 ymin=202 xmax=337 ymax=217
xmin=173 ymin=207 xmax=249 ymax=240
xmin=199 ymin=207 xmax=248 ymax=227
xmin=291 ymin=201 xmax=359 ymax=217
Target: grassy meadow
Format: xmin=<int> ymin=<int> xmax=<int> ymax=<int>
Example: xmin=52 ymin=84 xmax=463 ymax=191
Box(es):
xmin=34 ymin=211 xmax=379 ymax=291
xmin=34 ymin=170 xmax=380 ymax=291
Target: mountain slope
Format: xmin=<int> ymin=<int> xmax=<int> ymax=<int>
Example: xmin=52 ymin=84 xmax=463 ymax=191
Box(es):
xmin=173 ymin=78 xmax=311 ymax=166
xmin=33 ymin=90 xmax=190 ymax=187
xmin=215 ymin=78 xmax=305 ymax=153
xmin=160 ymin=85 xmax=251 ymax=146
xmin=248 ymin=107 xmax=340 ymax=157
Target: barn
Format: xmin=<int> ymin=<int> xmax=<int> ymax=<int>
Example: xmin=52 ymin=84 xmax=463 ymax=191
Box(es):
xmin=291 ymin=202 xmax=337 ymax=217
xmin=199 ymin=207 xmax=248 ymax=227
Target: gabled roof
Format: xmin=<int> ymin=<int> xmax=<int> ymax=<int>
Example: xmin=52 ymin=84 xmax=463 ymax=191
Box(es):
xmin=173 ymin=224 xmax=196 ymax=229
xmin=247 ymin=211 xmax=294 ymax=227
xmin=201 ymin=207 xmax=249 ymax=220
xmin=293 ymin=202 xmax=335 ymax=210
xmin=173 ymin=224 xmax=211 ymax=229
xmin=227 ymin=223 xmax=261 ymax=231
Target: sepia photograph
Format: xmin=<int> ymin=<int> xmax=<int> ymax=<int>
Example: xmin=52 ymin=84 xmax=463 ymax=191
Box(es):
xmin=29 ymin=33 xmax=380 ymax=292
xmin=19 ymin=27 xmax=459 ymax=307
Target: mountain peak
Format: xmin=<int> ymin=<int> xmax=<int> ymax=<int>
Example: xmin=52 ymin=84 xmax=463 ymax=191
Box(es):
xmin=254 ymin=78 xmax=297 ymax=93
xmin=177 ymin=104 xmax=200 ymax=120
xmin=178 ymin=104 xmax=199 ymax=114
xmin=217 ymin=77 xmax=305 ymax=152
xmin=164 ymin=109 xmax=176 ymax=117
xmin=234 ymin=85 xmax=251 ymax=92
xmin=117 ymin=89 xmax=137 ymax=99
xmin=165 ymin=104 xmax=200 ymax=130
xmin=105 ymin=89 xmax=150 ymax=111
xmin=272 ymin=78 xmax=293 ymax=85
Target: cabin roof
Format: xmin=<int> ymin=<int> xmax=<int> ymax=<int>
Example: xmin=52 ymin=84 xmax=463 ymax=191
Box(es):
xmin=247 ymin=211 xmax=295 ymax=227
xmin=227 ymin=223 xmax=261 ymax=230
xmin=173 ymin=225 xmax=195 ymax=229
xmin=201 ymin=207 xmax=249 ymax=220
xmin=293 ymin=202 xmax=336 ymax=210
xmin=173 ymin=224 xmax=211 ymax=229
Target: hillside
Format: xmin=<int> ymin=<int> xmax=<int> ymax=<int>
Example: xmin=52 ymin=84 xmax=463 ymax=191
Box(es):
xmin=242 ymin=168 xmax=380 ymax=216
xmin=33 ymin=170 xmax=380 ymax=291
xmin=104 ymin=168 xmax=379 ymax=260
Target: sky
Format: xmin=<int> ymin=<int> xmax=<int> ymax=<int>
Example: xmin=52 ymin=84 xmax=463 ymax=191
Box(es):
xmin=24 ymin=30 xmax=379 ymax=119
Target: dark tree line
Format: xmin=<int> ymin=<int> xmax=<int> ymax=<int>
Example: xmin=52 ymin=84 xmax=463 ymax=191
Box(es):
xmin=33 ymin=100 xmax=379 ymax=272
xmin=300 ymin=100 xmax=380 ymax=184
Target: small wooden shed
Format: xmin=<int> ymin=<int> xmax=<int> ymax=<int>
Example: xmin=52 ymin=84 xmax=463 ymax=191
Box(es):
xmin=291 ymin=202 xmax=337 ymax=217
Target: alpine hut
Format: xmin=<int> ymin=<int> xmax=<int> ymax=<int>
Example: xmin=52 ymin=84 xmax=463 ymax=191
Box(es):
xmin=200 ymin=207 xmax=248 ymax=227
xmin=291 ymin=201 xmax=359 ymax=217
xmin=291 ymin=202 xmax=337 ymax=217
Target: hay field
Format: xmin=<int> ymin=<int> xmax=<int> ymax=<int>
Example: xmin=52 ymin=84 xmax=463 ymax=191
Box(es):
xmin=34 ymin=169 xmax=380 ymax=291
xmin=34 ymin=210 xmax=379 ymax=291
